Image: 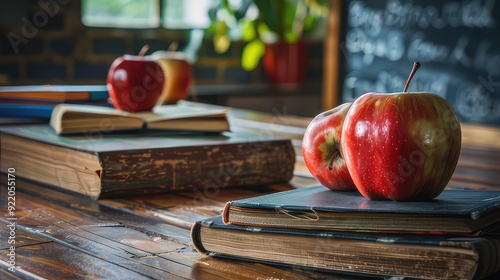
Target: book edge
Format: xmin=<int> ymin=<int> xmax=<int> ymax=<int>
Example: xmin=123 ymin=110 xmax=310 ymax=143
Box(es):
xmin=190 ymin=220 xmax=208 ymax=254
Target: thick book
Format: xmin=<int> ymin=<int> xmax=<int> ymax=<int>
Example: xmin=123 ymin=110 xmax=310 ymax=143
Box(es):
xmin=222 ymin=185 xmax=500 ymax=235
xmin=0 ymin=85 xmax=109 ymax=101
xmin=191 ymin=215 xmax=500 ymax=280
xmin=49 ymin=103 xmax=230 ymax=134
xmin=0 ymin=124 xmax=295 ymax=199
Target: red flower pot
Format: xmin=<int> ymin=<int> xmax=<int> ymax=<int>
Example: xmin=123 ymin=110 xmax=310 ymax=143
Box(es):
xmin=263 ymin=41 xmax=308 ymax=84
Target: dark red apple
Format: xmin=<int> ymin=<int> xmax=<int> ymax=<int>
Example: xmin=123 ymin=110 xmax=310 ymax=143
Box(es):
xmin=107 ymin=54 xmax=165 ymax=112
xmin=302 ymin=103 xmax=357 ymax=191
xmin=342 ymin=62 xmax=462 ymax=201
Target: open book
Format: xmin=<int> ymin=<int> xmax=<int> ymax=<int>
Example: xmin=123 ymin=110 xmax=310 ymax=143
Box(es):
xmin=50 ymin=104 xmax=230 ymax=134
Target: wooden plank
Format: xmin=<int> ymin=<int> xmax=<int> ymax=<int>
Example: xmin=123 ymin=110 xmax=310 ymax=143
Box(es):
xmin=0 ymin=241 xmax=152 ymax=280
xmin=0 ymin=268 xmax=25 ymax=280
xmin=0 ymin=193 xmax=207 ymax=280
xmin=0 ymin=217 xmax=151 ymax=280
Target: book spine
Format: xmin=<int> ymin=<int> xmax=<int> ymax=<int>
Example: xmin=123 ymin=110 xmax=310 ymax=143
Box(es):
xmin=98 ymin=140 xmax=296 ymax=198
xmin=222 ymin=201 xmax=232 ymax=224
xmin=190 ymin=221 xmax=208 ymax=255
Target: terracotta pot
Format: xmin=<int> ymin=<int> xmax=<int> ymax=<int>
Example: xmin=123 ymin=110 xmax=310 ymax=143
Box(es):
xmin=262 ymin=41 xmax=308 ymax=84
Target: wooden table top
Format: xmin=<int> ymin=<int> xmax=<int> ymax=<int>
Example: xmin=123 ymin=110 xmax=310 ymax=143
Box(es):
xmin=1 ymin=101 xmax=500 ymax=280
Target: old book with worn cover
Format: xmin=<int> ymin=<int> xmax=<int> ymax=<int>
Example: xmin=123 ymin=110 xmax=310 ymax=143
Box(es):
xmin=50 ymin=103 xmax=230 ymax=134
xmin=191 ymin=215 xmax=500 ymax=280
xmin=0 ymin=125 xmax=295 ymax=199
xmin=223 ymin=185 xmax=500 ymax=235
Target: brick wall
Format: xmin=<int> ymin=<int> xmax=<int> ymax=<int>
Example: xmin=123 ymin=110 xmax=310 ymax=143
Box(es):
xmin=0 ymin=0 xmax=324 ymax=86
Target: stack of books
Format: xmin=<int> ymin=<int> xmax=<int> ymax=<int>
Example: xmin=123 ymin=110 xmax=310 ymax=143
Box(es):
xmin=191 ymin=185 xmax=500 ymax=279
xmin=0 ymin=102 xmax=296 ymax=199
xmin=0 ymin=85 xmax=110 ymax=120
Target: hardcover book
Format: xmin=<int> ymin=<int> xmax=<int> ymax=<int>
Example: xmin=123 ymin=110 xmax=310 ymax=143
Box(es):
xmin=0 ymin=85 xmax=110 ymax=119
xmin=0 ymin=84 xmax=109 ymax=101
xmin=0 ymin=124 xmax=295 ymax=199
xmin=49 ymin=103 xmax=230 ymax=134
xmin=0 ymin=104 xmax=57 ymax=119
xmin=223 ymin=185 xmax=500 ymax=235
xmin=191 ymin=215 xmax=500 ymax=280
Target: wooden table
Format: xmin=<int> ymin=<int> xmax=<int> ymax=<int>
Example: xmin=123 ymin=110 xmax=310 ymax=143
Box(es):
xmin=1 ymin=102 xmax=500 ymax=280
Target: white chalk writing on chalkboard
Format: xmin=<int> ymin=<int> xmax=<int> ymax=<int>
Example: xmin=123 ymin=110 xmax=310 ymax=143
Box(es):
xmin=348 ymin=0 xmax=495 ymax=35
xmin=341 ymin=0 xmax=500 ymax=125
xmin=455 ymin=80 xmax=500 ymax=120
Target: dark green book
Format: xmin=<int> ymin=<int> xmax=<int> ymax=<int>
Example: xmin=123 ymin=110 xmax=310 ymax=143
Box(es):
xmin=191 ymin=215 xmax=500 ymax=280
xmin=0 ymin=124 xmax=295 ymax=199
xmin=222 ymin=185 xmax=500 ymax=235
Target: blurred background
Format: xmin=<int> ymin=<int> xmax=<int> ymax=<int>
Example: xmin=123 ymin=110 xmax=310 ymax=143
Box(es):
xmin=0 ymin=0 xmax=326 ymax=116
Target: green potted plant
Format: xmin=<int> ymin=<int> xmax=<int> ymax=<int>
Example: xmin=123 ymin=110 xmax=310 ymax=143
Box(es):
xmin=207 ymin=0 xmax=327 ymax=83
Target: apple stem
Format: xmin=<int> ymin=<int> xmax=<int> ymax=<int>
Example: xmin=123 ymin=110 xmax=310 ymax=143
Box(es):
xmin=138 ymin=44 xmax=150 ymax=56
xmin=327 ymin=150 xmax=340 ymax=171
xmin=403 ymin=61 xmax=421 ymax=92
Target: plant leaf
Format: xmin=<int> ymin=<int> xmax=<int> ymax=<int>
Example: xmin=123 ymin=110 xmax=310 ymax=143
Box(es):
xmin=214 ymin=34 xmax=231 ymax=53
xmin=253 ymin=0 xmax=281 ymax=34
xmin=213 ymin=21 xmax=230 ymax=53
xmin=241 ymin=18 xmax=256 ymax=42
xmin=241 ymin=39 xmax=265 ymax=71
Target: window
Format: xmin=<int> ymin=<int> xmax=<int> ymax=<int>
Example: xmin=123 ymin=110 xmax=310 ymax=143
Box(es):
xmin=81 ymin=0 xmax=214 ymax=29
xmin=81 ymin=0 xmax=160 ymax=29
xmin=162 ymin=0 xmax=213 ymax=29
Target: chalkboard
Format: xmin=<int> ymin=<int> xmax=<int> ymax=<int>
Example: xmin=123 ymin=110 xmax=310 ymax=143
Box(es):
xmin=338 ymin=0 xmax=500 ymax=126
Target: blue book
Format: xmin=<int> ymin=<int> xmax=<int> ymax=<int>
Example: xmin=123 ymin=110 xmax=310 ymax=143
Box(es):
xmin=0 ymin=104 xmax=55 ymax=119
xmin=0 ymin=85 xmax=110 ymax=119
xmin=0 ymin=85 xmax=109 ymax=101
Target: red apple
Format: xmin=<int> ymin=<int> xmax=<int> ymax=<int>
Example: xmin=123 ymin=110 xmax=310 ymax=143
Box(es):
xmin=151 ymin=51 xmax=193 ymax=105
xmin=302 ymin=103 xmax=357 ymax=191
xmin=342 ymin=62 xmax=462 ymax=201
xmin=107 ymin=55 xmax=165 ymax=112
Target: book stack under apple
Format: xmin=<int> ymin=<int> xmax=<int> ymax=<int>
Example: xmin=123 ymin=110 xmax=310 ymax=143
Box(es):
xmin=191 ymin=185 xmax=500 ymax=280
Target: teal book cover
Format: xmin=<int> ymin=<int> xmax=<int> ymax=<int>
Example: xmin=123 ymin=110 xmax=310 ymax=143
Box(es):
xmin=223 ymin=185 xmax=500 ymax=235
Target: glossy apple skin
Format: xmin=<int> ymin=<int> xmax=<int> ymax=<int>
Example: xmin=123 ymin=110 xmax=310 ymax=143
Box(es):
xmin=302 ymin=103 xmax=357 ymax=191
xmin=342 ymin=92 xmax=462 ymax=201
xmin=107 ymin=55 xmax=165 ymax=112
xmin=152 ymin=51 xmax=193 ymax=105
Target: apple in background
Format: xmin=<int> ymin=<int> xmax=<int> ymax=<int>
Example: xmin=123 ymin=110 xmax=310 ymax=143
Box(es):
xmin=342 ymin=62 xmax=462 ymax=201
xmin=151 ymin=50 xmax=193 ymax=105
xmin=302 ymin=102 xmax=357 ymax=191
xmin=107 ymin=54 xmax=165 ymax=112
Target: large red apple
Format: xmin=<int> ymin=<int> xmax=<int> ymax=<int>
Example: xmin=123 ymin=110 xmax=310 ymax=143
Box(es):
xmin=151 ymin=51 xmax=193 ymax=105
xmin=342 ymin=62 xmax=462 ymax=201
xmin=302 ymin=103 xmax=357 ymax=191
xmin=107 ymin=54 xmax=165 ymax=112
